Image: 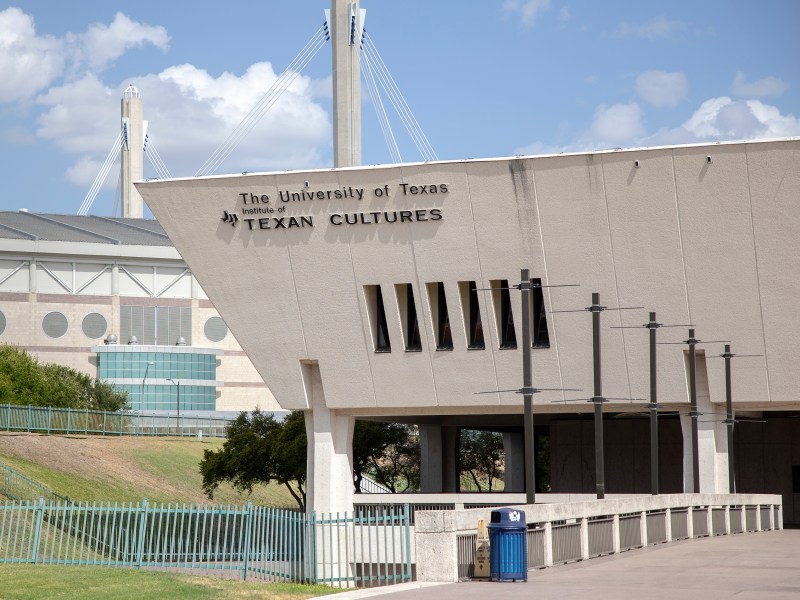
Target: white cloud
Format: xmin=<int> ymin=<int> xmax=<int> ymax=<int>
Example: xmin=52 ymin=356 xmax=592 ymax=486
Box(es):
xmin=617 ymin=16 xmax=687 ymax=39
xmin=72 ymin=12 xmax=170 ymax=72
xmin=646 ymin=97 xmax=800 ymax=145
xmin=636 ymin=70 xmax=688 ymax=108
xmin=503 ymin=0 xmax=551 ymax=26
xmin=589 ymin=102 xmax=645 ymax=146
xmin=730 ymin=71 xmax=788 ymax=98
xmin=35 ymin=63 xmax=332 ymax=188
xmin=0 ymin=8 xmax=64 ymax=101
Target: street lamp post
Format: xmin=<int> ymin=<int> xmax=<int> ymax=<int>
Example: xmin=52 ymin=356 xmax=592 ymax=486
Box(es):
xmin=140 ymin=361 xmax=154 ymax=408
xmin=168 ymin=378 xmax=181 ymax=436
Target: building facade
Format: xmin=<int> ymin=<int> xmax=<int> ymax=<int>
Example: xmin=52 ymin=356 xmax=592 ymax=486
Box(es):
xmin=133 ymin=138 xmax=799 ymax=521
xmin=0 ymin=211 xmax=279 ymax=414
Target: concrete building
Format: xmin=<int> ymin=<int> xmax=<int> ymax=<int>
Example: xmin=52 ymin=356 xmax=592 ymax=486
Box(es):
xmin=0 ymin=210 xmax=279 ymax=414
xmin=137 ymin=137 xmax=800 ymax=522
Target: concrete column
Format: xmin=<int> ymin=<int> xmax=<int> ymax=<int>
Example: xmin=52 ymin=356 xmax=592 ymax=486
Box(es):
xmin=331 ymin=0 xmax=362 ymax=168
xmin=121 ymin=86 xmax=145 ymax=218
xmin=28 ymin=259 xmax=36 ymax=293
xmin=687 ymin=506 xmax=694 ymax=539
xmin=640 ymin=511 xmax=648 ymax=547
xmin=724 ymin=505 xmax=731 ymax=534
xmin=755 ymin=504 xmax=762 ymax=531
xmin=680 ymin=352 xmax=729 ymax=493
xmin=543 ymin=522 xmax=553 ymax=566
xmin=580 ymin=517 xmax=589 ymax=560
xmin=611 ymin=514 xmax=620 ymax=554
xmin=442 ymin=426 xmax=459 ymax=493
xmin=420 ymin=424 xmax=443 ymax=492
xmin=502 ymin=431 xmax=526 ymax=493
xmin=302 ymin=361 xmax=354 ymax=514
xmin=665 ymin=508 xmax=672 ymax=542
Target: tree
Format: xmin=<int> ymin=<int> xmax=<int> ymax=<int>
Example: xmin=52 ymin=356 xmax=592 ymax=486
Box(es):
xmin=353 ymin=422 xmax=419 ymax=493
xmin=0 ymin=344 xmax=128 ymax=411
xmin=459 ymin=429 xmax=504 ymax=492
xmin=200 ymin=413 xmax=423 ymax=509
xmin=200 ymin=409 xmax=307 ymax=509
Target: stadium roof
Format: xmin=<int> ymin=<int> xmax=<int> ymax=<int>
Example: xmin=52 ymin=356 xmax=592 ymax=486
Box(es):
xmin=0 ymin=212 xmax=172 ymax=247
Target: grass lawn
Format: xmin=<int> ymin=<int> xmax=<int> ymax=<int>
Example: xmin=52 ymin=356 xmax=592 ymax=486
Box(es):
xmin=0 ymin=564 xmax=342 ymax=600
xmin=0 ymin=434 xmax=297 ymax=507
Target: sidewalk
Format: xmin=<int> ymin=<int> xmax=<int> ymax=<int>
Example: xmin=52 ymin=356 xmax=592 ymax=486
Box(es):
xmin=321 ymin=529 xmax=800 ymax=600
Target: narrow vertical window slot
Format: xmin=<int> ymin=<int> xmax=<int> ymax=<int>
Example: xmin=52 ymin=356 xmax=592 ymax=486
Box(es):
xmin=365 ymin=285 xmax=391 ymax=353
xmin=491 ymin=279 xmax=517 ymax=349
xmin=531 ymin=277 xmax=551 ymax=348
xmin=427 ymin=282 xmax=453 ymax=350
xmin=395 ymin=283 xmax=422 ymax=351
xmin=459 ymin=281 xmax=485 ymax=349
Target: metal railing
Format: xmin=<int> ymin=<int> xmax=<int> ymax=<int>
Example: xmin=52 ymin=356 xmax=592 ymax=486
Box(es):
xmin=588 ymin=517 xmax=614 ymax=556
xmin=431 ymin=493 xmax=782 ymax=583
xmin=646 ymin=511 xmax=668 ymax=544
xmin=0 ymin=498 xmax=412 ymax=587
xmin=0 ymin=404 xmax=232 ymax=438
xmin=619 ymin=513 xmax=642 ymax=550
xmin=1 ymin=464 xmax=71 ymax=505
xmin=551 ymin=521 xmax=581 ymax=564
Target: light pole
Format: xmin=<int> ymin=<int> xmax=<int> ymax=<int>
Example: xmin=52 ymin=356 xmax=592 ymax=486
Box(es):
xmin=140 ymin=361 xmax=154 ymax=407
xmin=167 ymin=378 xmax=181 ymax=418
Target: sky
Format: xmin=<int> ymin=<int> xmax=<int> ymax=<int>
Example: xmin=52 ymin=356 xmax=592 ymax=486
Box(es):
xmin=0 ymin=0 xmax=798 ymax=217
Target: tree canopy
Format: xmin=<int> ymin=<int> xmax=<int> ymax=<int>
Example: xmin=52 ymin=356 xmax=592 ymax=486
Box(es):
xmin=199 ymin=411 xmax=421 ymax=510
xmin=0 ymin=344 xmax=129 ymax=411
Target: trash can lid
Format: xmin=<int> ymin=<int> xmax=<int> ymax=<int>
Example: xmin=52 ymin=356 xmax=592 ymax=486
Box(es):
xmin=490 ymin=508 xmax=525 ymax=524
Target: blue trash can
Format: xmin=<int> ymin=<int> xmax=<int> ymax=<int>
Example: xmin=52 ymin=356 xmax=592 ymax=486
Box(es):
xmin=489 ymin=508 xmax=527 ymax=582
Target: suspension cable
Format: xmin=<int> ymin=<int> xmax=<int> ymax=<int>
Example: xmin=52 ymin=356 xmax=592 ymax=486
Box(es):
xmin=361 ymin=31 xmax=437 ymax=161
xmin=77 ymin=130 xmax=124 ymax=215
xmin=361 ymin=36 xmax=402 ymax=163
xmin=144 ymin=134 xmax=172 ymax=179
xmin=195 ymin=24 xmax=329 ymax=176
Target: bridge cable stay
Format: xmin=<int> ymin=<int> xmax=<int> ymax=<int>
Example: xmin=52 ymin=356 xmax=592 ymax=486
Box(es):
xmin=111 ymin=171 xmax=122 ymax=217
xmin=360 ymin=31 xmax=437 ymax=161
xmin=144 ymin=134 xmax=172 ymax=179
xmin=360 ymin=32 xmax=435 ymax=161
xmin=195 ymin=24 xmax=330 ymax=176
xmin=77 ymin=130 xmax=124 ymax=215
xmin=360 ymin=31 xmax=402 ymax=163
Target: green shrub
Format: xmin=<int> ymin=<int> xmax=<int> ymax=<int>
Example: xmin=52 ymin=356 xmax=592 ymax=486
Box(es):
xmin=0 ymin=345 xmax=128 ymax=411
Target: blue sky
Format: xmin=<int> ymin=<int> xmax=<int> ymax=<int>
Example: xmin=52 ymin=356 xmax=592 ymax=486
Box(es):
xmin=0 ymin=1 xmax=798 ymax=216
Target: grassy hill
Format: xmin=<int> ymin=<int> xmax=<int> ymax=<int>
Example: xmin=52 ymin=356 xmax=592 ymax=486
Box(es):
xmin=0 ymin=432 xmax=297 ymax=507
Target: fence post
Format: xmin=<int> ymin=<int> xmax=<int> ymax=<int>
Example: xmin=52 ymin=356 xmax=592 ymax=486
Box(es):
xmin=611 ymin=514 xmax=620 ymax=554
xmin=640 ymin=511 xmax=648 ymax=547
xmin=66 ymin=407 xmax=71 ymax=435
xmin=543 ymin=521 xmax=554 ymax=566
xmin=665 ymin=508 xmax=672 ymax=542
xmin=47 ymin=406 xmax=52 ymax=434
xmin=31 ymin=497 xmax=46 ymax=564
xmin=404 ymin=504 xmax=412 ymax=583
xmin=27 ymin=404 xmax=32 ymax=432
xmin=241 ymin=501 xmax=253 ymax=581
xmin=136 ymin=498 xmax=148 ymax=569
xmin=579 ymin=517 xmax=589 ymax=560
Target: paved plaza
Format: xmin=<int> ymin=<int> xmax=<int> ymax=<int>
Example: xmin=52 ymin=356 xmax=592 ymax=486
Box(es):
xmin=327 ymin=529 xmax=800 ymax=600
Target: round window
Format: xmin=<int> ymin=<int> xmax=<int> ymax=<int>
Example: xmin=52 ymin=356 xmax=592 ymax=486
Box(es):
xmin=42 ymin=312 xmax=69 ymax=339
xmin=82 ymin=313 xmax=108 ymax=339
xmin=204 ymin=316 xmax=228 ymax=342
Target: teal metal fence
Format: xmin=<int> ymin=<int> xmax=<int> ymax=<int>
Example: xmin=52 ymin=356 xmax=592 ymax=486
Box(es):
xmin=0 ymin=464 xmax=71 ymax=505
xmin=0 ymin=404 xmax=231 ymax=438
xmin=0 ymin=499 xmax=412 ymax=587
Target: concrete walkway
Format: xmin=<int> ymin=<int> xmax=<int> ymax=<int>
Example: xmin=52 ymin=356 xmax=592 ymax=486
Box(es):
xmin=323 ymin=529 xmax=800 ymax=600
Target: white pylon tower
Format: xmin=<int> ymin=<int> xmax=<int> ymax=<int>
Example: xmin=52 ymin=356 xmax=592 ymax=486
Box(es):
xmin=121 ymin=85 xmax=146 ymax=218
xmin=330 ymin=0 xmax=364 ymax=167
